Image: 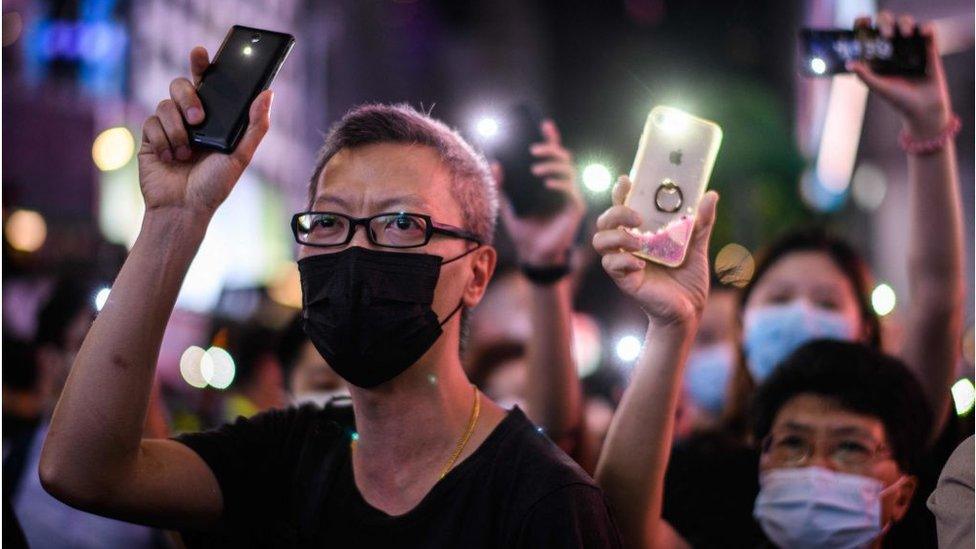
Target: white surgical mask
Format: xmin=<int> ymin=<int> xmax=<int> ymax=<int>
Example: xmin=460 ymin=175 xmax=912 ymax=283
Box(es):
xmin=743 ymin=301 xmax=858 ymax=382
xmin=684 ymin=343 xmax=735 ymax=414
xmin=754 ymin=466 xmax=906 ymax=549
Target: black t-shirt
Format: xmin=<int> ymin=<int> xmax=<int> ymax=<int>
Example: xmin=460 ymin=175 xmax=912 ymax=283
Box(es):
xmin=175 ymin=402 xmax=621 ymax=548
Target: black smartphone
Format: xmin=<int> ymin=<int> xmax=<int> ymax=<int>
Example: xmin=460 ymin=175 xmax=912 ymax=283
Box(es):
xmin=189 ymin=25 xmax=295 ymax=153
xmin=494 ymin=104 xmax=566 ymax=217
xmin=799 ymin=27 xmax=925 ymax=77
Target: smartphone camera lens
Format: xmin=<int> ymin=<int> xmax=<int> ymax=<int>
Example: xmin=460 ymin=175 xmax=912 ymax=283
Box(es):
xmin=250 ymin=33 xmax=262 ymax=43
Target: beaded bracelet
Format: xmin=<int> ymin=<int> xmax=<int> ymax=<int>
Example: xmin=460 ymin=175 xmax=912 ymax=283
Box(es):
xmin=898 ymin=114 xmax=962 ymax=155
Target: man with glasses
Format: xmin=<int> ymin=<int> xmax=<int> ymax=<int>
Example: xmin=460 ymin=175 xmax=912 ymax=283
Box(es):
xmin=39 ymin=47 xmax=620 ymax=547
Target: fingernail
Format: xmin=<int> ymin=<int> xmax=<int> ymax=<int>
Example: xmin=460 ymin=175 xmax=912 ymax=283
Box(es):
xmin=266 ymin=91 xmax=275 ymax=109
xmin=186 ymin=107 xmax=203 ymax=124
xmin=177 ymin=146 xmax=192 ymax=161
xmin=161 ymin=149 xmax=173 ymax=162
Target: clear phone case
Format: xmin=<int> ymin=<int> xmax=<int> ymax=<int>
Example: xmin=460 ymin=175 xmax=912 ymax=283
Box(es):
xmin=625 ymin=106 xmax=722 ymax=267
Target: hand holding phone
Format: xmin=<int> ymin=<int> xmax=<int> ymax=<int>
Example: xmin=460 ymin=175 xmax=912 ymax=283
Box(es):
xmin=494 ymin=104 xmax=567 ymax=218
xmin=799 ymin=17 xmax=926 ymax=78
xmin=137 ymin=45 xmax=274 ymax=219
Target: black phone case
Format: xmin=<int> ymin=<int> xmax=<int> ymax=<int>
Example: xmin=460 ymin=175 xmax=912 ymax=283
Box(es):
xmin=799 ymin=27 xmax=926 ymax=77
xmin=189 ymin=25 xmax=295 ymax=153
xmin=494 ymin=104 xmax=566 ymax=217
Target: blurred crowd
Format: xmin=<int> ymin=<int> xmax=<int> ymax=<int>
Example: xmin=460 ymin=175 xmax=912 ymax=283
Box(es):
xmin=3 ymin=8 xmax=975 ymax=549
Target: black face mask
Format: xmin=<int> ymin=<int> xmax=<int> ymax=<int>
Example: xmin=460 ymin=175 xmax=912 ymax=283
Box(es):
xmin=298 ymin=246 xmax=470 ymax=388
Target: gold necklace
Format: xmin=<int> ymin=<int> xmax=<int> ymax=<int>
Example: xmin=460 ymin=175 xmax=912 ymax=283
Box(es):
xmin=349 ymin=384 xmax=482 ymax=480
xmin=439 ymin=384 xmax=481 ymax=479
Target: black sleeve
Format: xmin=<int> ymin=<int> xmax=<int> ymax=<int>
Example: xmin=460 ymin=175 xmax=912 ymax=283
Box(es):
xmin=173 ymin=407 xmax=303 ymax=536
xmin=515 ymin=484 xmax=623 ymax=549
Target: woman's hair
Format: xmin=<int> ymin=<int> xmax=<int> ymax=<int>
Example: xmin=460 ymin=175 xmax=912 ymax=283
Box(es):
xmin=752 ymin=339 xmax=931 ymax=474
xmin=723 ymin=227 xmax=880 ymax=437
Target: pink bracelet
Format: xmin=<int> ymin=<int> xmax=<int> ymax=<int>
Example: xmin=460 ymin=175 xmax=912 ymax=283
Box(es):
xmin=899 ymin=114 xmax=962 ymax=155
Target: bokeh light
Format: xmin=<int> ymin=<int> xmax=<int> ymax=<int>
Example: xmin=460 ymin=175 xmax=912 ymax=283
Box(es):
xmin=179 ymin=346 xmax=209 ymax=389
xmin=809 ymin=57 xmax=827 ymax=75
xmin=714 ymin=243 xmax=755 ymax=287
xmin=92 ymin=127 xmax=135 ymax=171
xmin=94 ymin=287 xmax=111 ymax=312
xmin=951 ymin=378 xmax=975 ymax=416
xmin=475 ymin=116 xmax=500 ymax=139
xmin=4 ymin=209 xmax=47 ymax=252
xmin=615 ymin=334 xmax=642 ymax=362
xmin=871 ymin=283 xmax=896 ymax=317
xmin=851 ymin=163 xmax=887 ymax=211
xmin=205 ymin=346 xmax=236 ymax=390
xmin=582 ymin=163 xmax=613 ymax=193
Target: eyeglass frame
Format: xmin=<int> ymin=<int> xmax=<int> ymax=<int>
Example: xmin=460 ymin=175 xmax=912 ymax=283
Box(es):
xmin=290 ymin=211 xmax=483 ymax=249
xmin=759 ymin=431 xmax=893 ymax=471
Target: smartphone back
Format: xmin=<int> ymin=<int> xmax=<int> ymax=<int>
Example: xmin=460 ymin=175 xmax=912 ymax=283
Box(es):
xmin=495 ymin=104 xmax=565 ymax=217
xmin=189 ymin=26 xmax=294 ymax=152
xmin=799 ymin=28 xmax=926 ymax=77
xmin=626 ymin=106 xmax=722 ymax=267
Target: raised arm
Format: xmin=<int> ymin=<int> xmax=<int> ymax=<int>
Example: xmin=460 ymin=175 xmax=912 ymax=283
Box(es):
xmin=592 ymin=177 xmax=718 ymax=548
xmin=495 ymin=121 xmax=587 ymax=457
xmin=850 ymin=12 xmax=964 ymax=433
xmin=39 ymin=47 xmax=273 ymax=531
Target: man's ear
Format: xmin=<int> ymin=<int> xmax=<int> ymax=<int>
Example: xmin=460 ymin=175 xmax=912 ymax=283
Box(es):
xmin=462 ymin=246 xmax=497 ymax=309
xmin=890 ymin=475 xmax=918 ymax=522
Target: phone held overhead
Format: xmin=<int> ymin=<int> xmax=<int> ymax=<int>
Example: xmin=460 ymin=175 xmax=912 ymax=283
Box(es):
xmin=188 ymin=25 xmax=295 ymax=153
xmin=494 ymin=104 xmax=567 ymax=218
xmin=624 ymin=106 xmax=722 ymax=268
xmin=799 ymin=24 xmax=926 ymax=77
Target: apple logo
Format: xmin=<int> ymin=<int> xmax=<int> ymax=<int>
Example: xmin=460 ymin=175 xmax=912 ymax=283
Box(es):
xmin=669 ymin=149 xmax=683 ymax=165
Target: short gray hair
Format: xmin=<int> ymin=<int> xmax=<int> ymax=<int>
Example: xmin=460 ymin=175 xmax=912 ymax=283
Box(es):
xmin=308 ymin=103 xmax=498 ymax=244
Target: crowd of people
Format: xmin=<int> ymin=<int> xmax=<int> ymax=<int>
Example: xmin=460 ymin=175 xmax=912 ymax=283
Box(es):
xmin=2 ymin=9 xmax=973 ymax=549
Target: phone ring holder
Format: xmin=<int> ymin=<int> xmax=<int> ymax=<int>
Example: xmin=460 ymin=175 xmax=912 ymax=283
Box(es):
xmin=654 ymin=179 xmax=683 ymax=213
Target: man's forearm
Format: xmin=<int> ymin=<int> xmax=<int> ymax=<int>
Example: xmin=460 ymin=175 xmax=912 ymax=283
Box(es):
xmin=595 ymin=319 xmax=696 ymax=549
xmin=41 ymin=210 xmax=208 ymax=496
xmin=523 ymin=278 xmax=583 ymax=442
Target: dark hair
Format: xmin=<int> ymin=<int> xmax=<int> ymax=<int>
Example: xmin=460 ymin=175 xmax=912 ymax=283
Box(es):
xmin=35 ymin=276 xmax=96 ymax=350
xmin=212 ymin=321 xmax=280 ymax=388
xmin=308 ymin=103 xmax=498 ymax=244
xmin=752 ymin=339 xmax=931 ymax=474
xmin=741 ymin=227 xmax=880 ymax=348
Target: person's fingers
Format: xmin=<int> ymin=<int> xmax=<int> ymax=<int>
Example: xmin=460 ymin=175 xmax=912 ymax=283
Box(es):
xmin=593 ymin=228 xmax=641 ymax=254
xmin=611 ymin=176 xmax=632 ymax=207
xmin=691 ymin=191 xmax=719 ymax=242
xmin=897 ymin=14 xmax=915 ymax=37
xmin=528 ymin=142 xmax=571 ymax=162
xmin=141 ymin=116 xmax=173 ymax=162
xmin=846 ymin=60 xmax=896 ymax=100
xmin=190 ymin=47 xmax=210 ymax=86
xmin=169 ymin=77 xmax=205 ymax=126
xmin=156 ymin=99 xmax=190 ymax=160
xmin=601 ymin=251 xmax=644 ymax=280
xmin=229 ymin=90 xmax=273 ymax=168
xmin=920 ymin=22 xmax=944 ymax=77
xmin=596 ymin=204 xmax=642 ymax=231
xmin=853 ymin=16 xmax=871 ymax=30
xmin=540 ymin=119 xmax=562 ymax=145
xmin=877 ymin=11 xmax=895 ymax=39
xmin=531 ymin=161 xmax=573 ymax=180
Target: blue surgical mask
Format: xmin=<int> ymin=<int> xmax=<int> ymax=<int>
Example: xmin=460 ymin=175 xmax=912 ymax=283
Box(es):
xmin=684 ymin=343 xmax=735 ymax=414
xmin=754 ymin=467 xmax=905 ymax=549
xmin=743 ymin=301 xmax=857 ymax=382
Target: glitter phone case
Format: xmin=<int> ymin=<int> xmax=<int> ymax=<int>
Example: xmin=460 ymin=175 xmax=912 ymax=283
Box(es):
xmin=625 ymin=106 xmax=722 ymax=267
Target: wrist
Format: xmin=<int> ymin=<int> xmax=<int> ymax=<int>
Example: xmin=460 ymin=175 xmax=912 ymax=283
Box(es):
xmin=903 ymin=104 xmax=952 ymax=140
xmin=645 ymin=315 xmax=697 ymax=340
xmin=140 ymin=208 xmax=210 ymax=245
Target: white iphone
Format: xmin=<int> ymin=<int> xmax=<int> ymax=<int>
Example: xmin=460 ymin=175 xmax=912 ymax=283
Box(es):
xmin=625 ymin=106 xmax=723 ymax=267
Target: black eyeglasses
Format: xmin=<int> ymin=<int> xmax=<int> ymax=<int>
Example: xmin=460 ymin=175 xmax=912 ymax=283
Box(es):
xmin=291 ymin=211 xmax=482 ymax=249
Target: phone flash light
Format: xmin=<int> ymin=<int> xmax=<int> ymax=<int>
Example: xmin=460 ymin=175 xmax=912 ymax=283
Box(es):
xmin=243 ymin=46 xmax=253 ymax=56
xmin=810 ymin=57 xmax=827 ymax=75
xmin=657 ymin=109 xmax=691 ymax=136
